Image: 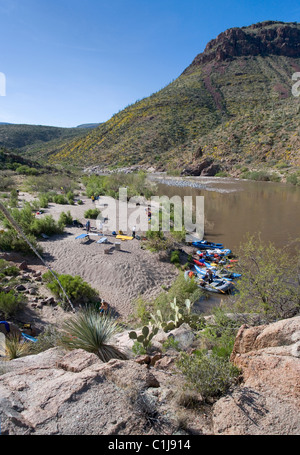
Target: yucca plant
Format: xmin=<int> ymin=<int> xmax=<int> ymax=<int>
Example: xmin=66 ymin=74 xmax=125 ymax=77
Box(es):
xmin=60 ymin=307 xmax=128 ymax=362
xmin=5 ymin=335 xmax=30 ymax=360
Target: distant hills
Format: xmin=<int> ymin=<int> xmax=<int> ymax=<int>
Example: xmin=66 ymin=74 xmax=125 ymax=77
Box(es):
xmin=76 ymin=123 xmax=101 ymax=129
xmin=1 ymin=21 xmax=300 ymax=174
xmin=0 ymin=124 xmax=93 ymax=161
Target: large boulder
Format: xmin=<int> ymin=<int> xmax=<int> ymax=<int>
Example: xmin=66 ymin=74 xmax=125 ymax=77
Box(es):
xmin=0 ymin=348 xmax=178 ymax=435
xmin=152 ymin=323 xmax=195 ymax=351
xmin=212 ymin=316 xmax=300 ymax=435
xmin=181 ymin=158 xmax=213 ymax=176
xmin=200 ymin=163 xmax=221 ymax=176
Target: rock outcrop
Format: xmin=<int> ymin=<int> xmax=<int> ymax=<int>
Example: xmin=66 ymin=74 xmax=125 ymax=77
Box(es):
xmin=212 ymin=316 xmax=300 ymax=435
xmin=0 ymin=348 xmax=181 ymax=435
xmin=185 ymin=21 xmax=300 ymax=73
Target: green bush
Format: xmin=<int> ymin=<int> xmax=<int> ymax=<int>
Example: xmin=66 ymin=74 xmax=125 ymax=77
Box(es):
xmin=58 ymin=211 xmax=73 ymax=226
xmin=84 ymin=208 xmax=100 ymax=219
xmin=9 ymin=189 xmax=18 ymax=207
xmin=176 ymin=350 xmax=240 ymax=400
xmin=233 ymin=234 xmax=300 ymax=320
xmin=82 ymin=171 xmax=155 ymax=200
xmin=3 ymin=203 xmax=64 ymax=239
xmin=286 ymin=173 xmax=299 ymax=185
xmin=215 ymin=171 xmax=229 ymax=177
xmin=143 ymin=229 xmax=171 ymax=252
xmin=170 ymin=249 xmax=180 ymax=265
xmin=240 ymin=170 xmax=279 ymax=182
xmin=26 ymin=175 xmax=79 ymax=194
xmin=16 ymin=165 xmax=38 ymax=176
xmin=132 ymin=273 xmax=204 ymax=326
xmin=199 ymin=308 xmax=240 ymax=359
xmin=0 ymin=291 xmax=24 ymax=318
xmin=53 ymin=194 xmax=68 ymax=204
xmin=0 ymin=230 xmax=42 ymax=255
xmin=38 ymin=193 xmax=50 ymax=208
xmin=43 ymin=271 xmax=99 ymax=306
xmin=0 ymin=259 xmax=20 ymax=277
xmin=153 ymin=272 xmax=203 ymax=321
xmin=66 ymin=191 xmax=75 ymax=205
xmin=29 ymin=215 xmax=64 ymax=237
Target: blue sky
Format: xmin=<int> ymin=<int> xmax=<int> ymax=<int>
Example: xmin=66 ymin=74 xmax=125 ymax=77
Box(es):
xmin=0 ymin=0 xmax=299 ymax=127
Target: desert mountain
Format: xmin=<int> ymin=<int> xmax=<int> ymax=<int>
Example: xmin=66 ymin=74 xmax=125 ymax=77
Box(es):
xmin=3 ymin=21 xmax=300 ymax=173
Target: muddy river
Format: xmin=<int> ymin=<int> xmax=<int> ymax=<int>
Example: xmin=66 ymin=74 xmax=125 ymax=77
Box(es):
xmin=151 ymin=175 xmax=300 ymax=312
xmin=153 ymin=175 xmax=300 ymax=252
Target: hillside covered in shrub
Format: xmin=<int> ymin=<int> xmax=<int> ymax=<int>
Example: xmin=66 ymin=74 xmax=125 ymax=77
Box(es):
xmin=41 ymin=21 xmax=300 ymax=175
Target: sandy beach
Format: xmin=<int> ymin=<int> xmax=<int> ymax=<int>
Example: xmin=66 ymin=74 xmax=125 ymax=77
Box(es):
xmin=18 ymin=193 xmax=179 ymax=319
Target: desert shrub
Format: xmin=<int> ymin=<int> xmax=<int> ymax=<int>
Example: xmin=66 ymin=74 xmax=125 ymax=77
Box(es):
xmin=169 ymin=226 xmax=187 ymax=243
xmin=53 ymin=194 xmax=68 ymax=204
xmin=215 ymin=171 xmax=229 ymax=177
xmin=60 ymin=307 xmax=127 ymax=362
xmin=240 ymin=170 xmax=279 ymax=182
xmin=43 ymin=271 xmax=99 ymax=306
xmin=0 ymin=176 xmax=12 ymax=191
xmin=132 ymin=296 xmax=151 ymax=325
xmin=7 ymin=203 xmax=35 ymax=231
xmin=29 ymin=215 xmax=64 ymax=237
xmin=66 ymin=191 xmax=75 ymax=205
xmin=232 ymin=234 xmax=300 ymax=320
xmin=28 ymin=326 xmax=62 ymax=354
xmin=170 ymin=249 xmax=180 ymax=265
xmin=84 ymin=208 xmax=100 ymax=219
xmin=3 ymin=203 xmax=64 ymax=238
xmin=0 ymin=259 xmax=20 ymax=277
xmin=38 ymin=193 xmax=50 ymax=208
xmin=132 ymin=340 xmax=147 ymax=356
xmin=153 ymin=272 xmax=203 ymax=318
xmin=82 ymin=171 xmax=155 ymax=200
xmin=286 ymin=173 xmax=299 ymax=185
xmin=143 ymin=230 xmax=171 ymax=252
xmin=133 ymin=273 xmax=204 ymax=326
xmin=199 ymin=308 xmax=240 ymax=358
xmin=176 ymin=350 xmax=240 ymax=401
xmin=162 ymin=337 xmax=180 ymax=352
xmin=26 ymin=175 xmax=79 ymax=194
xmin=0 ymin=291 xmax=24 ymax=318
xmin=58 ymin=211 xmax=73 ymax=226
xmin=9 ymin=189 xmax=18 ymax=207
xmin=0 ymin=230 xmax=41 ymax=255
xmin=16 ymin=165 xmax=38 ymax=176
xmin=127 ymin=386 xmax=160 ymax=427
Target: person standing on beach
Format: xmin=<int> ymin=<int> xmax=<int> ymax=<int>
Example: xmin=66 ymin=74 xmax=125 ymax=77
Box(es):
xmin=86 ymin=220 xmax=91 ymax=232
xmin=132 ymin=225 xmax=136 ymax=238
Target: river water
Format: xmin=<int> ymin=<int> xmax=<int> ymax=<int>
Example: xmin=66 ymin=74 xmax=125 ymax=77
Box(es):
xmin=153 ymin=175 xmax=300 ymax=253
xmin=151 ymin=175 xmax=300 ymax=313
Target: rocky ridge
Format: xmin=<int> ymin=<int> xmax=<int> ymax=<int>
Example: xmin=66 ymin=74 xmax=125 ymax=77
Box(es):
xmin=185 ymin=21 xmax=300 ymax=72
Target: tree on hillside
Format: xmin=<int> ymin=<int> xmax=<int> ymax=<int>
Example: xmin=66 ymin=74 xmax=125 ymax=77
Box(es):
xmin=231 ymin=234 xmax=300 ymax=321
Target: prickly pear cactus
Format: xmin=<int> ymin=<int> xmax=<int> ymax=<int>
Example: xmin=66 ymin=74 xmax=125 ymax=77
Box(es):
xmin=129 ymin=325 xmax=158 ymax=351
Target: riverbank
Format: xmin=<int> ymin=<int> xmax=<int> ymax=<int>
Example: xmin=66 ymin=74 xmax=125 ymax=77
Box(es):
xmin=15 ymin=192 xmax=179 ymax=319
